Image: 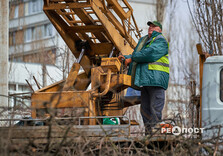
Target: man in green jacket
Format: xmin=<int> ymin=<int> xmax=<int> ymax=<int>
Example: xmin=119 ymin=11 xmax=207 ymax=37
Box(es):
xmin=119 ymin=21 xmax=169 ymax=135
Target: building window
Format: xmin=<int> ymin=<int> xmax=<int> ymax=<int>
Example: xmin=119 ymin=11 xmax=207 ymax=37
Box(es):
xmin=45 ymin=24 xmax=53 ymax=37
xmin=9 ymin=55 xmax=23 ymax=62
xmin=36 ymin=26 xmax=44 ymax=40
xmin=24 ymin=28 xmax=32 ymax=42
xmin=18 ymin=85 xmax=31 ymax=92
xmin=220 ymin=69 xmax=223 ymax=102
xmin=9 ymin=84 xmax=16 ymax=92
xmin=28 ymin=0 xmax=43 ymax=15
xmin=12 ymin=32 xmax=16 ymax=45
xmin=8 ymin=83 xmax=31 ymax=108
xmin=24 ymin=2 xmax=29 ymax=16
xmin=14 ymin=5 xmax=19 ymax=18
xmin=24 ymin=24 xmax=54 ymax=42
xmin=10 ymin=32 xmax=16 ymax=46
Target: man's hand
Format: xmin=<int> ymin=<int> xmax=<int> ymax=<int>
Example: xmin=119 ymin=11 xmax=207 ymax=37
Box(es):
xmin=118 ymin=55 xmax=131 ymax=66
xmin=125 ymin=58 xmax=132 ymax=66
xmin=118 ymin=55 xmax=125 ymax=61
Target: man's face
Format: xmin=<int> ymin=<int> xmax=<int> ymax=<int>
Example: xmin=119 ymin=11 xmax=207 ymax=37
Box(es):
xmin=148 ymin=24 xmax=162 ymax=37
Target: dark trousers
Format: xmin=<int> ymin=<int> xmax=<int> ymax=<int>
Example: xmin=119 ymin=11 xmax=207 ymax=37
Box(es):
xmin=140 ymin=86 xmax=165 ymax=134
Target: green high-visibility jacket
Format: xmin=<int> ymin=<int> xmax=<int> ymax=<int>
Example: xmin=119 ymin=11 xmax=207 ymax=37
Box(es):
xmin=124 ymin=31 xmax=169 ymax=90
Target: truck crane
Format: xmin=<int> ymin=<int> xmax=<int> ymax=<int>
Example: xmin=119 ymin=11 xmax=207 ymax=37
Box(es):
xmin=30 ymin=0 xmax=142 ymax=124
xmin=0 ymin=0 xmax=149 ymax=142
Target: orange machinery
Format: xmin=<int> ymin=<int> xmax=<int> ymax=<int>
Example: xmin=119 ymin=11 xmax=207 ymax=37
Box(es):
xmin=31 ymin=0 xmax=142 ymax=125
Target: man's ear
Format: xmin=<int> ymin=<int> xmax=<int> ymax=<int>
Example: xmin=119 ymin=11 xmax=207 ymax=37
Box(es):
xmin=158 ymin=27 xmax=162 ymax=33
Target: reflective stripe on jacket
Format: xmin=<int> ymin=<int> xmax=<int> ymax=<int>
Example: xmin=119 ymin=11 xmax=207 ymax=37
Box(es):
xmin=146 ymin=35 xmax=169 ymax=74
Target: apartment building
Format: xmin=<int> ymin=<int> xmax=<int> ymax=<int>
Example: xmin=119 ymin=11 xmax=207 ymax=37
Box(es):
xmin=9 ymin=0 xmax=58 ymax=64
xmin=8 ymin=0 xmax=64 ymax=108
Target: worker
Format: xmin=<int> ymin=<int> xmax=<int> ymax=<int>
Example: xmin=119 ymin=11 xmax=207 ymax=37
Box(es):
xmin=118 ymin=21 xmax=169 ymax=135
